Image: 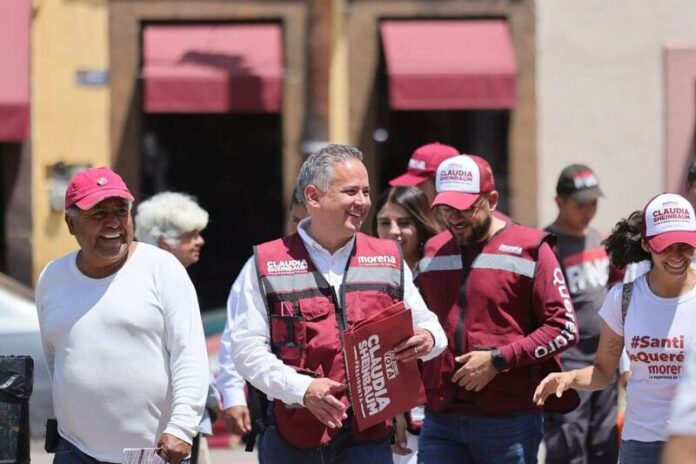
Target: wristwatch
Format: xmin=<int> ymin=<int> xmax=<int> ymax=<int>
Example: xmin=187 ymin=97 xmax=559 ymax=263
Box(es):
xmin=491 ymin=348 xmax=508 ymax=371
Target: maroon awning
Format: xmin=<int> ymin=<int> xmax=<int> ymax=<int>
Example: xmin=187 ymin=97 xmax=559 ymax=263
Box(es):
xmin=381 ymin=20 xmax=517 ymax=110
xmin=142 ymin=24 xmax=283 ymax=113
xmin=0 ymin=0 xmax=31 ymax=141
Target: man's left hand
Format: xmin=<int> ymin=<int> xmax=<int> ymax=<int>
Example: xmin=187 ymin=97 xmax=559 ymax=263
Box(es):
xmin=452 ymin=351 xmax=498 ymax=391
xmin=157 ymin=433 xmax=191 ymax=464
xmin=394 ymin=328 xmax=435 ymax=362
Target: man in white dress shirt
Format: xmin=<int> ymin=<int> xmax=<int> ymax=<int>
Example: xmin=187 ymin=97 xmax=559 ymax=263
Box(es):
xmin=227 ymin=144 xmax=446 ymax=463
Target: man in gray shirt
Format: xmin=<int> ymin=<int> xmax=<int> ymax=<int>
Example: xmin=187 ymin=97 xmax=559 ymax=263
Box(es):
xmin=543 ymin=164 xmax=619 ymax=464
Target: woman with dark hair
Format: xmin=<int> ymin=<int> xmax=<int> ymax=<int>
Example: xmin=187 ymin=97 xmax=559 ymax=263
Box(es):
xmin=369 ymin=186 xmax=440 ymax=464
xmin=534 ymin=193 xmax=696 ymax=464
xmin=371 ymin=186 xmax=440 ymax=270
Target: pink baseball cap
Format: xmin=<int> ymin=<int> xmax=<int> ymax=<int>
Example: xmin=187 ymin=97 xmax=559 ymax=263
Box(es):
xmin=389 ymin=142 xmax=459 ymax=187
xmin=431 ymin=154 xmax=495 ymax=210
xmin=64 ymin=167 xmax=134 ymax=210
xmin=642 ymin=193 xmax=696 ymax=253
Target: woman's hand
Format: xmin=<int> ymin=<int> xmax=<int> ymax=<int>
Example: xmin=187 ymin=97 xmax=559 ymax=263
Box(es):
xmin=532 ymin=371 xmax=576 ymax=406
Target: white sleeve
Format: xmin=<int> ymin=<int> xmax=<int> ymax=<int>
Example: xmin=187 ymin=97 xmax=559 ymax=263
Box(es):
xmin=619 ymin=349 xmax=631 ymax=375
xmin=403 ymin=263 xmax=447 ymax=361
xmin=669 ymin=345 xmax=696 ymax=436
xmin=35 ymin=269 xmax=55 ymax=382
xmin=215 ymin=263 xmax=250 ymax=408
xmin=598 ymin=283 xmax=624 ymax=337
xmin=158 ymin=255 xmax=209 ymax=444
xmin=229 ymin=257 xmax=314 ymax=407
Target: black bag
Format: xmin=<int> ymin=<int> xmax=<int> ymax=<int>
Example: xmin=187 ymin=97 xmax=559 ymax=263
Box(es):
xmin=0 ymin=355 xmax=33 ymax=464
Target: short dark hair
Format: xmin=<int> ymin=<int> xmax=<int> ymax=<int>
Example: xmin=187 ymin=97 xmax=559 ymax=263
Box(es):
xmin=370 ymin=186 xmax=440 ymax=248
xmin=687 ymin=159 xmax=696 ymax=186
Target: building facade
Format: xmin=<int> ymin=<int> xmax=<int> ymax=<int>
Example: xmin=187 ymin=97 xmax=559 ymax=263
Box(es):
xmin=3 ymin=0 xmax=695 ymax=308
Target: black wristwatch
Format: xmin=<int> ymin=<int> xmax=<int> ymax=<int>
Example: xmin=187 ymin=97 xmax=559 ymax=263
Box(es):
xmin=491 ymin=348 xmax=508 ymax=371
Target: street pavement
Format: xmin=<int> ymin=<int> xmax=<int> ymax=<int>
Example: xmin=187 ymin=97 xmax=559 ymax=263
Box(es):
xmin=29 ymin=440 xmax=257 ymax=464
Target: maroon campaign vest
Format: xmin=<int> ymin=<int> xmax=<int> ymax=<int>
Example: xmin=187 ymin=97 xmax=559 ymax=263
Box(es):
xmin=254 ymin=232 xmax=403 ymax=449
xmin=417 ymin=225 xmax=577 ymax=416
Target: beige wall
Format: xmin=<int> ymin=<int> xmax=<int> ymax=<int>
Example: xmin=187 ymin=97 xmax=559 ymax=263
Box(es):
xmin=32 ymin=0 xmax=110 ymax=280
xmin=537 ymin=0 xmax=696 ymax=232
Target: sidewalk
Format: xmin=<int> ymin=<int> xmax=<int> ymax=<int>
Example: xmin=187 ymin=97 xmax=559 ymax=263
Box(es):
xmin=30 ymin=440 xmax=257 ymax=464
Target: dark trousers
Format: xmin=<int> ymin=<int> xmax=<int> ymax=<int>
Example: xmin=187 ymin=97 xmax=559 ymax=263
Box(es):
xmin=543 ymin=361 xmax=619 ymax=464
xmin=258 ymin=424 xmax=392 ymax=464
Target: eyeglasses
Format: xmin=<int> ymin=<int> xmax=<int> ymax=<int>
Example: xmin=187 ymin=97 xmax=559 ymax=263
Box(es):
xmin=439 ymin=198 xmax=487 ymax=219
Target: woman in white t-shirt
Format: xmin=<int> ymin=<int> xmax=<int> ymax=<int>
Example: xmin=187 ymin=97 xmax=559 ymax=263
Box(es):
xmin=533 ymin=193 xmax=696 ymax=464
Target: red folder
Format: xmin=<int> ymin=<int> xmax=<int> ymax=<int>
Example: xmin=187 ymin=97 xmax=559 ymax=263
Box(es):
xmin=343 ymin=301 xmax=427 ymax=431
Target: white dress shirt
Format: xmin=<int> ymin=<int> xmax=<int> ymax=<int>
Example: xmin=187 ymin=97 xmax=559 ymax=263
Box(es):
xmin=228 ymin=218 xmax=447 ymax=407
xmin=215 ymin=272 xmax=249 ymax=408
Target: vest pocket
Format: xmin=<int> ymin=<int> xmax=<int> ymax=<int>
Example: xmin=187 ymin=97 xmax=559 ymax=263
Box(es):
xmin=270 ymin=314 xmax=307 ymax=365
xmin=298 ymin=298 xmax=332 ymax=320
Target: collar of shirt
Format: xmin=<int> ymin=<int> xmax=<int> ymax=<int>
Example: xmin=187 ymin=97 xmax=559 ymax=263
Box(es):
xmin=296 ymin=218 xmax=356 ymax=297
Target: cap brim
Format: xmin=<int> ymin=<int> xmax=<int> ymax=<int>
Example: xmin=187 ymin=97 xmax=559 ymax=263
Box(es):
xmin=431 ymin=191 xmax=480 ymax=210
xmin=646 ymin=230 xmax=696 ymax=253
xmin=568 ymin=187 xmax=603 ymax=204
xmin=73 ymin=189 xmax=135 ymax=210
xmin=389 ymin=172 xmax=429 ymax=187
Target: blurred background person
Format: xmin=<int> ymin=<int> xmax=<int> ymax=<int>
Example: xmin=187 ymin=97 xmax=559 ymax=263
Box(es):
xmin=389 ymin=142 xmax=460 ymax=203
xmin=543 ymin=165 xmax=619 ymax=464
xmin=135 ymin=192 xmax=214 ymax=464
xmin=135 ymin=191 xmax=208 ymax=267
xmin=371 ymin=186 xmax=440 ymax=270
xmin=534 ymin=193 xmax=696 ymax=464
xmin=369 ymin=185 xmax=440 ymax=463
xmin=285 ymin=186 xmax=309 ymax=236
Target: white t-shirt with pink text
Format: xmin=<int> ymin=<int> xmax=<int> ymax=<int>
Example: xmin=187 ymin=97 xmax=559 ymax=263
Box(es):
xmin=600 ymin=275 xmax=696 ymax=442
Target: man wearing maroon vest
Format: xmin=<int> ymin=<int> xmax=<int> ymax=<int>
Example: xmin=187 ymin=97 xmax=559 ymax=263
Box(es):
xmin=228 ymin=144 xmax=447 ymax=463
xmin=415 ymin=154 xmax=579 ymax=464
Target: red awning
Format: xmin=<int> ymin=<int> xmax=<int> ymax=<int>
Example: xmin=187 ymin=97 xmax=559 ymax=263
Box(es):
xmin=381 ymin=20 xmax=517 ymax=110
xmin=142 ymin=24 xmax=283 ymax=113
xmin=0 ymin=0 xmax=31 ymax=141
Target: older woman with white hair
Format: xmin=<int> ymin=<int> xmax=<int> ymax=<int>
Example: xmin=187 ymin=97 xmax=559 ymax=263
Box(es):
xmin=135 ymin=192 xmax=209 ymax=268
xmin=135 ymin=191 xmax=212 ymax=464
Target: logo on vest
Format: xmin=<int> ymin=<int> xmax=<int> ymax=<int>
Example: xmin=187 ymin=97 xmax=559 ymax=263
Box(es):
xmin=266 ymin=259 xmax=308 ymax=275
xmin=357 ymin=255 xmax=397 ymax=267
xmin=498 ymin=244 xmax=523 ymax=255
xmin=353 ymin=335 xmax=392 ymax=417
